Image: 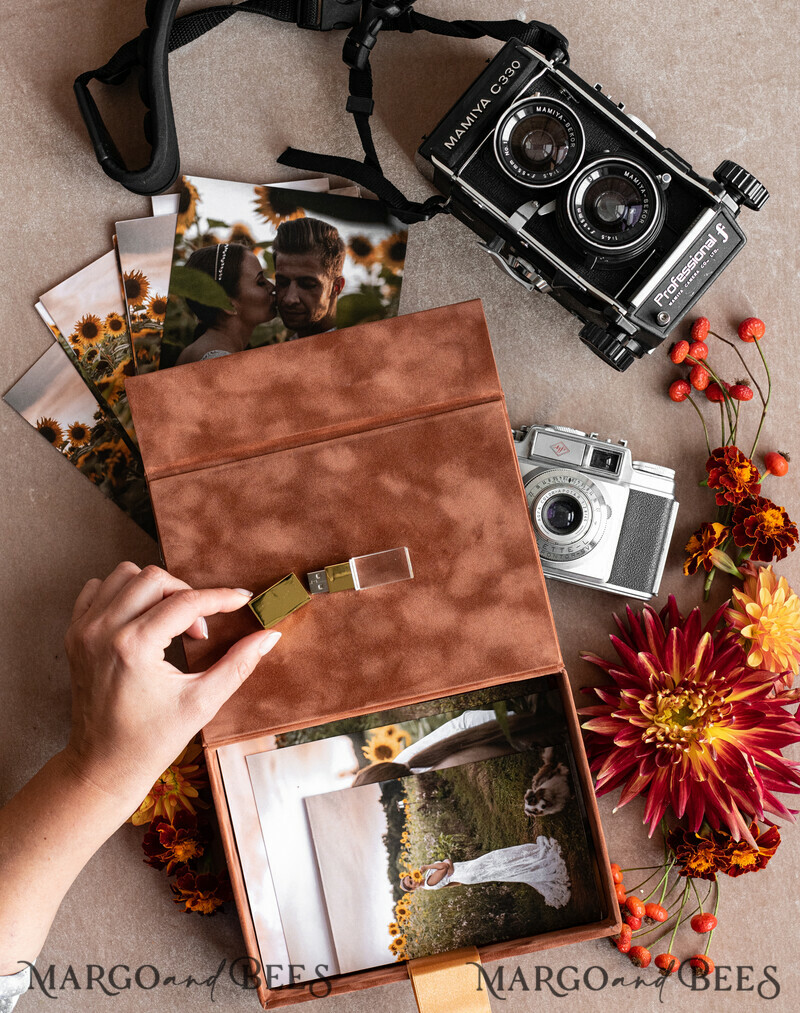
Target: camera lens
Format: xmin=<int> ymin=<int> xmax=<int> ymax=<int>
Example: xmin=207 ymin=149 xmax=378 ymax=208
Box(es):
xmin=559 ymin=157 xmax=665 ymax=260
xmin=543 ymin=494 xmax=583 ymax=534
xmin=510 ymin=117 xmax=570 ymax=173
xmin=495 ymin=98 xmax=584 ymax=187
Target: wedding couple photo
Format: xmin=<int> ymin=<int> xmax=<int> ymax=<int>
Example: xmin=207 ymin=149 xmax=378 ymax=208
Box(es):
xmin=158 ymin=177 xmax=408 ymax=368
xmin=239 ymin=678 xmax=605 ymax=980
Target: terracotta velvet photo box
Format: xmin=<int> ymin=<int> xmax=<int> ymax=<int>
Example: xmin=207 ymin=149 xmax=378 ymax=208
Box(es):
xmin=126 ymin=300 xmax=618 ymax=1007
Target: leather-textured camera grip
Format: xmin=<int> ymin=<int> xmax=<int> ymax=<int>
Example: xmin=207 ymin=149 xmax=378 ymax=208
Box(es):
xmin=609 ymin=490 xmax=675 ymax=596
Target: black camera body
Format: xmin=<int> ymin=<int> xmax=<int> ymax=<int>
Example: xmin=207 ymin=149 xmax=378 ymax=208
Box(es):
xmin=417 ymin=40 xmax=768 ymax=371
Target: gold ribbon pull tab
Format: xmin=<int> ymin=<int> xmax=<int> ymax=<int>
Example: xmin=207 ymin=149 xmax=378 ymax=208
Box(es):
xmin=407 ymin=946 xmax=493 ymax=1013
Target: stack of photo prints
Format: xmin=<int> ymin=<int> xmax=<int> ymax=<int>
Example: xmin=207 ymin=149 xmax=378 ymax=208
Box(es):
xmin=218 ymin=675 xmax=604 ymax=985
xmin=5 ymin=175 xmax=409 ymax=535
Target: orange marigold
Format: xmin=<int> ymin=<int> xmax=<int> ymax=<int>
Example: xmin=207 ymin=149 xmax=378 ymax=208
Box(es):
xmin=684 ymin=522 xmax=730 ymax=575
xmin=732 ymin=496 xmax=799 ymax=562
xmin=706 ymin=446 xmax=761 ymax=506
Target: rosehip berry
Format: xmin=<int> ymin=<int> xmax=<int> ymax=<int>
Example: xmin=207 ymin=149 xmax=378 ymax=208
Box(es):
xmin=625 ymin=914 xmax=642 ymax=931
xmin=689 ymin=954 xmax=715 ymax=977
xmin=610 ymin=862 xmax=624 ymax=884
xmin=689 ymin=364 xmax=710 ymax=390
xmin=691 ymin=317 xmax=710 ymax=341
xmin=764 ymin=451 xmax=790 ymax=477
xmin=729 ymin=382 xmax=753 ymax=401
xmin=611 ymin=924 xmax=633 ymax=953
xmin=738 ymin=317 xmax=765 ymax=342
xmin=628 ymin=946 xmax=652 ymax=968
xmin=625 ymin=896 xmax=646 ymax=919
xmin=669 ymin=379 xmax=692 ymax=402
xmin=615 ymin=883 xmax=627 ymax=903
xmin=690 ymin=913 xmax=718 ymax=933
xmin=705 ymin=382 xmax=726 ymax=403
xmin=654 ymin=953 xmax=680 ymax=976
xmin=688 ymin=340 xmax=708 ymax=360
xmin=644 ymin=902 xmax=668 ymax=923
xmin=670 ymin=339 xmax=690 ymax=364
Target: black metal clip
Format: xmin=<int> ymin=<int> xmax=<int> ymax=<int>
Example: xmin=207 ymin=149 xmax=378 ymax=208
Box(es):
xmin=343 ymin=0 xmax=415 ymax=71
xmin=298 ymin=0 xmax=363 ymax=31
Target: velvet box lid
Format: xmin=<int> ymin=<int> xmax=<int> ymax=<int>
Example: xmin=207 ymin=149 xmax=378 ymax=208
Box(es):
xmin=126 ymin=299 xmax=564 ymax=747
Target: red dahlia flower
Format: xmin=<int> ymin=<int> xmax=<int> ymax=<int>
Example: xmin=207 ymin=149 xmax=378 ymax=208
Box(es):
xmin=580 ymin=597 xmax=800 ymax=842
xmin=706 ymin=446 xmax=761 ymax=506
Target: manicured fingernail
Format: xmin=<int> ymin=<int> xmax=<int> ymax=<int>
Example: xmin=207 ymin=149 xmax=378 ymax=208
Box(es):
xmin=258 ymin=630 xmax=281 ymax=656
xmin=199 ymin=616 xmax=209 ymax=639
xmin=234 ymin=588 xmax=254 ymax=597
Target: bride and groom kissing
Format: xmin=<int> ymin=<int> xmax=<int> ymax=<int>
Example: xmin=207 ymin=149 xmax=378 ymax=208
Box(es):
xmin=176 ymin=216 xmax=346 ymax=366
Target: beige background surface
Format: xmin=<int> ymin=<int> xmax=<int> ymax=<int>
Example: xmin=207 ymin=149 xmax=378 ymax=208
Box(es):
xmin=1 ymin=0 xmax=798 ymax=1010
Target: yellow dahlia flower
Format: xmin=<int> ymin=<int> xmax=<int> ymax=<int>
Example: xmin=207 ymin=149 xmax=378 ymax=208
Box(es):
xmin=129 ymin=741 xmax=209 ymax=825
xmin=726 ymin=565 xmax=800 ymax=680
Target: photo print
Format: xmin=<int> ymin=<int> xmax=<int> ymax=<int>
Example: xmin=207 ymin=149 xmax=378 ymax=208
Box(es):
xmin=4 ymin=342 xmax=155 ymax=535
xmin=117 ymin=176 xmax=334 ymax=373
xmin=217 ymin=676 xmax=603 ymax=986
xmin=159 ymin=175 xmax=408 ymax=368
xmin=38 ymin=251 xmax=136 ymax=442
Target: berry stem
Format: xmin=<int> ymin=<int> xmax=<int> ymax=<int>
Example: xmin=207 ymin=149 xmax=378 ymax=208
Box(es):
xmin=710 ymin=330 xmax=766 ymax=405
xmin=748 ymin=339 xmax=772 ymax=460
xmin=704 ymin=880 xmax=720 ymax=957
xmin=697 ymin=356 xmax=736 ymax=434
xmin=687 ymin=395 xmax=711 ymax=456
xmin=731 ymin=400 xmax=740 ymax=448
xmin=718 ymin=401 xmax=726 ymax=447
xmin=666 ymin=881 xmax=691 ymax=953
xmin=626 ymin=866 xmax=666 ymax=895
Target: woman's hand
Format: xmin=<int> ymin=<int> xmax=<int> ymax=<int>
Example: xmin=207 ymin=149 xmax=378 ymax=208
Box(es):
xmin=62 ymin=561 xmax=281 ymax=810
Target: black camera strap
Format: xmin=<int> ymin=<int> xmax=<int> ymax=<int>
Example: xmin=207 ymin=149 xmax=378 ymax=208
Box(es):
xmin=75 ymin=0 xmax=569 ymax=221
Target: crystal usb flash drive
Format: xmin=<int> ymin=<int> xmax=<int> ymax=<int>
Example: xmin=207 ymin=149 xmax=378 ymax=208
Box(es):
xmin=248 ymin=573 xmax=311 ymax=628
xmin=306 ymin=547 xmax=414 ymax=594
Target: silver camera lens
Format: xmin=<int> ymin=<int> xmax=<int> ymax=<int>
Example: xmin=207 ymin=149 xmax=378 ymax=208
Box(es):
xmin=494 ymin=97 xmax=585 ymax=188
xmin=558 ymin=156 xmax=665 ymax=260
xmin=524 ymin=470 xmax=608 ymax=562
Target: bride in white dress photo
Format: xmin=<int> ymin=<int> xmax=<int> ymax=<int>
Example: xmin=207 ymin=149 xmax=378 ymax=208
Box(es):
xmin=400 ymin=836 xmax=572 ymax=909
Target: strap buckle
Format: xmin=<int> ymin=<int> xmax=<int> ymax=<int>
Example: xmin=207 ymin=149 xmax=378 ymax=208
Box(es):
xmin=343 ymin=0 xmax=414 ymax=70
xmin=298 ymin=0 xmax=363 ymax=31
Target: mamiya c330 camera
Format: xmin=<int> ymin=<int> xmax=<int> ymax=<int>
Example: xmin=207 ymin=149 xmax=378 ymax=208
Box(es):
xmin=418 ymin=40 xmax=768 ymax=371
xmin=514 ymin=425 xmax=678 ymax=600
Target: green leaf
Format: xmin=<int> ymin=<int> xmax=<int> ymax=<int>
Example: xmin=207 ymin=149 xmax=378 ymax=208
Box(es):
xmin=205 ymin=218 xmax=229 ymax=229
xmin=169 ymin=266 xmax=233 ymax=311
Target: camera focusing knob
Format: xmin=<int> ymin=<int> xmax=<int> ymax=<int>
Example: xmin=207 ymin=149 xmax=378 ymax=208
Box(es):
xmin=549 ymin=425 xmax=587 ymax=437
xmin=579 ymin=323 xmax=636 ymax=372
xmin=713 ymin=160 xmax=769 ymax=211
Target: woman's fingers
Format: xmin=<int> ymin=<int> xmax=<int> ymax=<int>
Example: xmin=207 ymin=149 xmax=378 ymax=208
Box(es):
xmin=129 ymin=586 xmax=257 ymax=648
xmin=195 ymin=629 xmax=281 ymax=716
xmin=82 ymin=561 xmax=142 ymax=615
xmin=96 ymin=564 xmax=214 ymax=640
xmin=70 ymin=577 xmax=102 ymax=624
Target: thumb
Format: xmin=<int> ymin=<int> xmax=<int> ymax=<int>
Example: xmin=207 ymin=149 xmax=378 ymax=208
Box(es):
xmin=197 ymin=629 xmax=282 ymax=716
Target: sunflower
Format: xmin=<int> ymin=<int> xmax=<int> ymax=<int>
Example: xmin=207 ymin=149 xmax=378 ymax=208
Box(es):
xmin=84 ymin=347 xmax=100 ymax=364
xmin=347 ymin=234 xmax=378 ymax=267
xmin=684 ymin=522 xmax=730 ymax=576
xmin=361 ymin=725 xmax=412 ymax=764
xmin=253 ymin=185 xmax=306 ymax=227
xmin=67 ymin=331 xmax=81 ymax=347
xmin=377 ymin=232 xmax=408 ymax=272
xmin=75 ymin=314 xmax=103 ymax=342
xmin=226 ymin=222 xmax=259 ymax=252
xmin=726 ymin=565 xmax=800 ymax=679
xmin=129 ymin=741 xmax=209 ymax=826
xmin=388 ymin=922 xmax=401 ymax=937
xmin=580 ymin=596 xmax=800 ymax=842
xmin=176 ymin=177 xmax=199 ymax=235
xmin=124 ymin=269 xmax=150 ymax=308
xmin=144 ymin=294 xmax=168 ymax=322
xmin=36 ymin=416 xmax=64 ymax=445
xmin=706 ymin=446 xmax=761 ymax=506
xmin=732 ymin=496 xmax=799 ymax=563
xmin=67 ymin=421 xmax=92 ymax=446
xmin=104 ymin=312 xmax=127 ymax=336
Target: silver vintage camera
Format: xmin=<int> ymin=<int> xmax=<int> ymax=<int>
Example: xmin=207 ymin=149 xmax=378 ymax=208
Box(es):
xmin=514 ymin=425 xmax=678 ymax=599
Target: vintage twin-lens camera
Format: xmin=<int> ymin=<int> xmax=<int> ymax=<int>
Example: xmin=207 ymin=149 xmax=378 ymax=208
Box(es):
xmin=514 ymin=425 xmax=678 ymax=600
xmin=417 ymin=40 xmax=768 ymax=371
